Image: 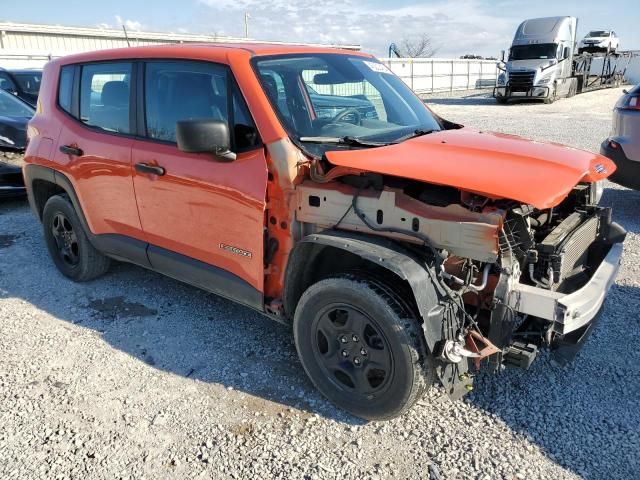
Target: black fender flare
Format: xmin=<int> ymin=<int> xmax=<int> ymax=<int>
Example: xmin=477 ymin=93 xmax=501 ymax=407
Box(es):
xmin=22 ymin=163 xmax=151 ymax=268
xmin=24 ymin=164 xmax=85 ymax=223
xmin=284 ymin=230 xmax=445 ymax=353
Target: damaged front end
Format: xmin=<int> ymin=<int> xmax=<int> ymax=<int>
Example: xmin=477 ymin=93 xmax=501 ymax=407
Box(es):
xmin=493 ymin=193 xmax=625 ymax=367
xmin=296 ymin=154 xmax=625 ymax=398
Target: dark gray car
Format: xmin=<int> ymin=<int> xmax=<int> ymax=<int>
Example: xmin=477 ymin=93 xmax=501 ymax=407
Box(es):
xmin=0 ymin=68 xmax=42 ymax=107
xmin=601 ymin=84 xmax=640 ymax=189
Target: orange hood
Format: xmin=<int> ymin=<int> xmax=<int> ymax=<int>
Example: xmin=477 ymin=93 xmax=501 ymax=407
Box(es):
xmin=324 ymin=129 xmax=615 ymax=209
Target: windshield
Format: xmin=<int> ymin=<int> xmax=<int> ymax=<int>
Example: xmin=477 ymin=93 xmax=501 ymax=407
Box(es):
xmin=587 ymin=31 xmax=609 ymax=37
xmin=12 ymin=71 xmax=42 ymax=95
xmin=509 ymin=44 xmax=558 ymax=60
xmin=0 ymin=89 xmax=34 ymax=117
xmin=253 ymin=54 xmax=442 ymax=155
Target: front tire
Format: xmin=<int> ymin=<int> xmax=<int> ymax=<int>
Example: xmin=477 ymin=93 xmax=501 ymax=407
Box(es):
xmin=293 ymin=275 xmax=433 ymax=420
xmin=544 ymin=86 xmax=556 ymax=104
xmin=42 ymin=194 xmax=110 ymax=281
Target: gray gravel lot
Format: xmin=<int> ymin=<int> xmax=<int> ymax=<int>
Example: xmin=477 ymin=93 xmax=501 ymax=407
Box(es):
xmin=1 ymin=87 xmax=639 ymax=480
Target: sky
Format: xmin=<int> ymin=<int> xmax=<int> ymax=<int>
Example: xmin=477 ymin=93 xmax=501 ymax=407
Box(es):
xmin=4 ymin=0 xmax=639 ymax=57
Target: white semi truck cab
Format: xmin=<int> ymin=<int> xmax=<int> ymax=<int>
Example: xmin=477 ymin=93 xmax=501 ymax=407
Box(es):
xmin=494 ymin=16 xmax=578 ymax=104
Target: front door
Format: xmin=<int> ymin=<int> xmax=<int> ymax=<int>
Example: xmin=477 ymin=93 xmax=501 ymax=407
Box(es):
xmin=131 ymin=60 xmax=267 ymax=305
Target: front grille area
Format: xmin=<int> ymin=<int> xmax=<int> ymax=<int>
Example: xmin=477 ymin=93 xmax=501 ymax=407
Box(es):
xmin=508 ymin=71 xmax=535 ymax=91
xmin=536 ymin=214 xmax=600 ymax=291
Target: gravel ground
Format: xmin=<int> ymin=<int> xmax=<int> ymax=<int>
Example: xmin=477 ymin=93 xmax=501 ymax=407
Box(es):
xmin=1 ymin=87 xmax=639 ymax=480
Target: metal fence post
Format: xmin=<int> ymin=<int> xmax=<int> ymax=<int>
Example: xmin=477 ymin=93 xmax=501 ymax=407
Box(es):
xmin=450 ymin=60 xmax=454 ymax=91
xmin=467 ymin=61 xmax=471 ymax=89
xmin=410 ymin=59 xmax=414 ymax=91
xmin=431 ymin=60 xmax=434 ymax=93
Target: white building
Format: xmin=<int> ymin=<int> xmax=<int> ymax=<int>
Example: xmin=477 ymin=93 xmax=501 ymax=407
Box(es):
xmin=0 ymin=22 xmax=360 ymax=69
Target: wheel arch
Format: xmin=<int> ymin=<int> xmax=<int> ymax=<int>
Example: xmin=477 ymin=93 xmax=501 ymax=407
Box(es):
xmin=24 ymin=164 xmax=91 ymax=233
xmin=283 ymin=231 xmax=444 ymax=352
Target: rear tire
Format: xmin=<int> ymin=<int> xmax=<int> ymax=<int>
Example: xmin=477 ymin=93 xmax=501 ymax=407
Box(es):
xmin=42 ymin=194 xmax=110 ymax=281
xmin=293 ymin=275 xmax=433 ymax=420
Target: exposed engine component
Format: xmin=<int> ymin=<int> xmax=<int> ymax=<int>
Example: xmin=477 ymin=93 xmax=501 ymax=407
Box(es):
xmin=440 ymin=335 xmax=480 ymax=363
xmin=438 ymin=331 xmax=500 ymax=365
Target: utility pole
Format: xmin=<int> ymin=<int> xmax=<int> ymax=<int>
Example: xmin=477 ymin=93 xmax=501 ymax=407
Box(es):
xmin=244 ymin=12 xmax=250 ymax=38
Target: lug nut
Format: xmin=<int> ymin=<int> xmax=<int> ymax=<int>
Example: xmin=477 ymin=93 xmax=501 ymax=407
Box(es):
xmin=353 ymin=357 xmax=361 ymax=366
xmin=360 ymin=347 xmax=368 ymax=356
xmin=352 ymin=334 xmax=359 ymax=342
xmin=341 ymin=350 xmax=349 ymax=357
xmin=339 ymin=335 xmax=348 ymax=343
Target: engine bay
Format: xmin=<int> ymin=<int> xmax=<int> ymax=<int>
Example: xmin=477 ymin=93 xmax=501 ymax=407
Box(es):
xmin=296 ymin=164 xmax=612 ymax=374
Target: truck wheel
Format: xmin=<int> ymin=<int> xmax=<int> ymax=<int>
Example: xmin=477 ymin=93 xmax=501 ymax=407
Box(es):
xmin=544 ymin=88 xmax=556 ymax=104
xmin=42 ymin=194 xmax=111 ymax=281
xmin=293 ymin=275 xmax=433 ymax=420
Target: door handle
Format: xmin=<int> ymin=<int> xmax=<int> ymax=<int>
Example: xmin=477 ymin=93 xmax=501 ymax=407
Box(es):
xmin=135 ymin=162 xmax=166 ymax=176
xmin=59 ymin=145 xmax=83 ymax=156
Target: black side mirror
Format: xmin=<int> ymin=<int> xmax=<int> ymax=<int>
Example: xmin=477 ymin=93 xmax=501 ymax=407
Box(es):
xmin=176 ymin=119 xmax=236 ymax=162
xmin=563 ymin=46 xmax=571 ymax=59
xmin=500 ymin=50 xmax=505 ymax=62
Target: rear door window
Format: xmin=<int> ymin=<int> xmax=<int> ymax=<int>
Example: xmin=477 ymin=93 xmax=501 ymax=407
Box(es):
xmin=79 ymin=62 xmax=132 ymax=133
xmin=13 ymin=72 xmax=41 ymax=95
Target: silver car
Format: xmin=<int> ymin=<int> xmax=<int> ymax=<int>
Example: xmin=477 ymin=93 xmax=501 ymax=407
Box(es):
xmin=601 ymin=84 xmax=640 ymax=189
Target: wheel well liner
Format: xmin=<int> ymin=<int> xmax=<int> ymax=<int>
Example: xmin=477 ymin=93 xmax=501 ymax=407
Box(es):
xmin=284 ymin=230 xmax=443 ymax=351
xmin=24 ymin=165 xmax=87 ymax=225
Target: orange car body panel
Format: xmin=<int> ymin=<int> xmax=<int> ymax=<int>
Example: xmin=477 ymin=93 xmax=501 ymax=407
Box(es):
xmin=326 ymin=129 xmax=615 ymax=210
xmin=24 ymin=43 xmax=613 ymax=307
xmin=131 ymin=140 xmax=268 ymax=291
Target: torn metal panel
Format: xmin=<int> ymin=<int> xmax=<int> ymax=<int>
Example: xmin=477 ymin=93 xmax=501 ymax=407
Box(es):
xmin=296 ymin=181 xmax=503 ymax=263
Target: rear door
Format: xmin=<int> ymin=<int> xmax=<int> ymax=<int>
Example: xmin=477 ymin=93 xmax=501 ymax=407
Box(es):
xmin=54 ymin=61 xmax=145 ymax=244
xmin=131 ymin=60 xmax=267 ymax=306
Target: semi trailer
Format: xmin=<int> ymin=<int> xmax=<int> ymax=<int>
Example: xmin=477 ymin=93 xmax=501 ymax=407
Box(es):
xmin=494 ymin=16 xmax=629 ymax=104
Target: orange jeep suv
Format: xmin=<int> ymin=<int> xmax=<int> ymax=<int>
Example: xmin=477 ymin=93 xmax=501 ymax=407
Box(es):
xmin=24 ymin=44 xmax=625 ymax=420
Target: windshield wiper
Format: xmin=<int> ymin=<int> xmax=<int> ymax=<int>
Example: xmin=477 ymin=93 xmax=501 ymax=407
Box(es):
xmin=395 ymin=128 xmax=438 ymax=143
xmin=298 ymin=136 xmax=391 ymax=147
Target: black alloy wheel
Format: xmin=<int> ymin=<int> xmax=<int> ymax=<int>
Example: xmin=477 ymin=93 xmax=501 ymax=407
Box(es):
xmin=42 ymin=194 xmax=111 ymax=281
xmin=293 ymin=275 xmax=434 ymax=420
xmin=312 ymin=303 xmax=394 ymax=398
xmin=50 ymin=212 xmax=80 ymax=267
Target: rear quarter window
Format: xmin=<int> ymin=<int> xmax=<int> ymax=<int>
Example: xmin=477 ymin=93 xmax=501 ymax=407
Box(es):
xmin=58 ymin=66 xmax=74 ymax=114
